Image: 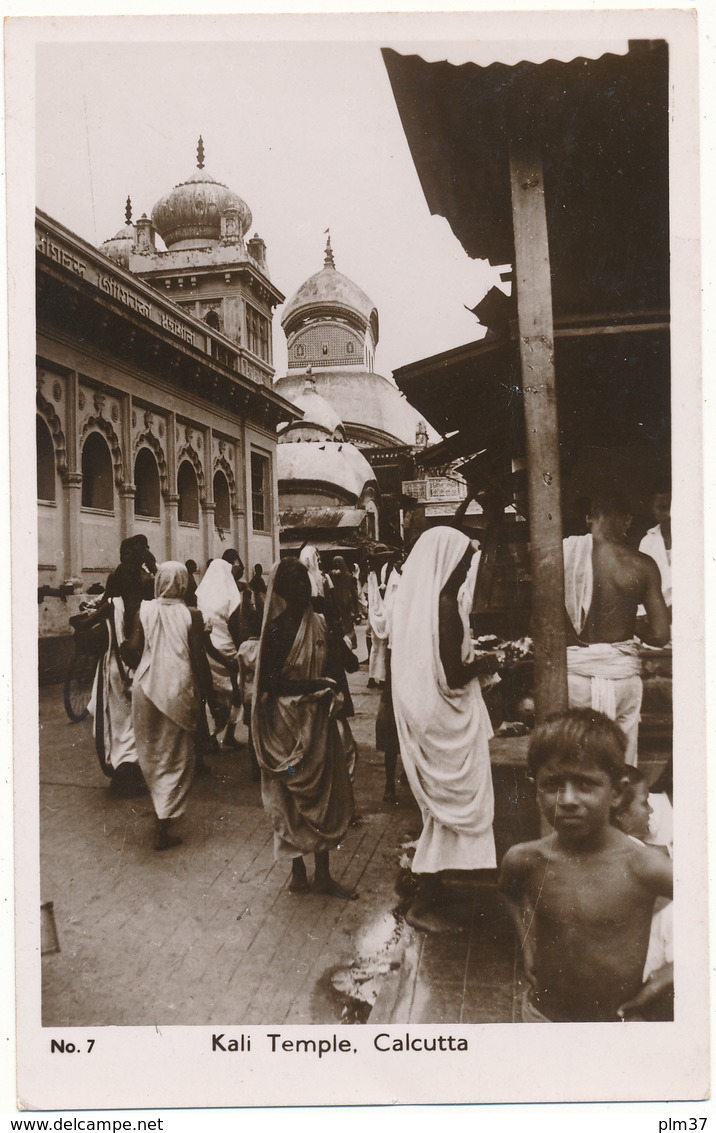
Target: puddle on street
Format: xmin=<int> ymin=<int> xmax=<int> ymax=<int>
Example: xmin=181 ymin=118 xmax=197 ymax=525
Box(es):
xmin=313 ymin=862 xmax=419 ymax=1024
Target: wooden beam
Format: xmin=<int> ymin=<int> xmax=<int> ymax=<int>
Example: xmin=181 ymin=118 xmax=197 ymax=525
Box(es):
xmin=509 ymin=139 xmax=568 ymax=720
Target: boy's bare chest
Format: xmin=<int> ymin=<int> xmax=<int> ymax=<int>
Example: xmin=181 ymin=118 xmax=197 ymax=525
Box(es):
xmin=529 ymin=854 xmax=650 ymax=927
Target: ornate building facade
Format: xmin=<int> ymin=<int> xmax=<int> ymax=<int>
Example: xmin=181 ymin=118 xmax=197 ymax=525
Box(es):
xmin=36 ymin=144 xmax=296 ymax=677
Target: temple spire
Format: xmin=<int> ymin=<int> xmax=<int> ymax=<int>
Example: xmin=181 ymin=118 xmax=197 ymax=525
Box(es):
xmin=323 ymin=229 xmax=335 ymax=268
xmin=125 ymin=196 xmax=132 ymax=225
xmin=197 ymin=135 xmax=205 ymax=170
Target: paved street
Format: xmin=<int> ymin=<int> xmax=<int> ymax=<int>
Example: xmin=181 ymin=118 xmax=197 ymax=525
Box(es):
xmin=39 ymin=633 xmax=532 ymax=1029
xmin=39 ymin=633 xmax=669 ymax=1029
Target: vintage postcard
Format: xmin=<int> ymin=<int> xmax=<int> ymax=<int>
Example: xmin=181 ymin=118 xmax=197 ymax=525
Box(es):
xmin=4 ymin=3 xmax=711 ymax=1117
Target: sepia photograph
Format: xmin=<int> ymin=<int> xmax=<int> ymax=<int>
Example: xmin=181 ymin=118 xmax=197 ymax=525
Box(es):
xmin=5 ymin=3 xmax=710 ymax=1113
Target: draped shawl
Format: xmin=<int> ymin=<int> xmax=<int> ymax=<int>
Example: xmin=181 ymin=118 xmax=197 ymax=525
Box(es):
xmin=135 ymin=562 xmax=199 ymax=734
xmin=252 ymin=563 xmax=353 ymax=855
xmin=390 ymin=527 xmax=495 ymax=871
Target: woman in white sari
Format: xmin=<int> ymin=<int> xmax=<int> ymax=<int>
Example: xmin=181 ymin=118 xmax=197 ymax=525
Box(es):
xmin=195 ymin=555 xmax=244 ymax=746
xmin=122 ymin=562 xmax=215 ymax=850
xmin=391 ymin=526 xmax=497 ymax=932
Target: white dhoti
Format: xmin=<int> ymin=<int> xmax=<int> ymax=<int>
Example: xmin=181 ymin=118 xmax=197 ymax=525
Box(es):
xmin=567 ymin=641 xmax=643 ymax=764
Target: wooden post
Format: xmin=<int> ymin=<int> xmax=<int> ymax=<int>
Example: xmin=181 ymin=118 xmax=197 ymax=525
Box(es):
xmin=509 ymin=139 xmax=568 ymax=720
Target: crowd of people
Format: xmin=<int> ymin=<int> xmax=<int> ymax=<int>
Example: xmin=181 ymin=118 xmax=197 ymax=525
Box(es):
xmin=79 ymin=480 xmax=674 ymax=1022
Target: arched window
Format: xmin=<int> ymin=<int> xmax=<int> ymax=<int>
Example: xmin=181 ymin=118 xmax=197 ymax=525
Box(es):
xmin=213 ymin=470 xmax=231 ymax=530
xmin=178 ymin=460 xmax=199 ymax=524
xmin=81 ymin=431 xmax=114 ymax=511
xmin=204 ymin=309 xmax=220 ymax=331
xmin=134 ymin=448 xmax=160 ymax=518
xmin=37 ymin=416 xmax=56 ymax=502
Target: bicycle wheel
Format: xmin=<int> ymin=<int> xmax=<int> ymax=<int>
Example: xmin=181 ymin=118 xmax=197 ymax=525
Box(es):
xmin=63 ymin=650 xmax=96 ymax=722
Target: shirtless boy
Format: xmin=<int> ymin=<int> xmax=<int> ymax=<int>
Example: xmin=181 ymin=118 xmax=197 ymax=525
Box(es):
xmin=498 ymin=709 xmax=673 ymax=1022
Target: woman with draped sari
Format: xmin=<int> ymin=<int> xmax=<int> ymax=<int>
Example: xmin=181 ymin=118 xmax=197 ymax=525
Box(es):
xmin=391 ymin=527 xmax=497 ymax=931
xmin=252 ymin=557 xmax=356 ymax=898
xmin=300 ymin=543 xmax=359 ymax=779
xmin=122 ymin=561 xmax=215 ymax=850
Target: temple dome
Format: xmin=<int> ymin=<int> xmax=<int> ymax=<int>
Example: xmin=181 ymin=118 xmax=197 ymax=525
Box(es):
xmin=282 ymin=238 xmax=378 ymax=339
xmin=275 ymin=368 xmax=425 ymax=448
xmin=289 ymin=375 xmax=344 ymax=438
xmin=151 ymin=138 xmax=252 ymax=250
xmin=277 ymin=441 xmax=376 ymax=500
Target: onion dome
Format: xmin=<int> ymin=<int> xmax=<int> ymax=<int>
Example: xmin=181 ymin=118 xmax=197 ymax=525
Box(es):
xmin=282 ymin=235 xmax=378 ymax=338
xmin=151 ymin=137 xmax=252 ymax=250
xmin=99 ymin=197 xmax=136 ymax=268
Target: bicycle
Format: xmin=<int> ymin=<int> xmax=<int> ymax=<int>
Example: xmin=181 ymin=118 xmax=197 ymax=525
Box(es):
xmin=63 ymin=603 xmax=107 ymax=723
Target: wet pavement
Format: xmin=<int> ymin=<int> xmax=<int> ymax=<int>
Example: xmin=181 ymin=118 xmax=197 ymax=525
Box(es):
xmin=39 ymin=633 xmax=668 ymax=1029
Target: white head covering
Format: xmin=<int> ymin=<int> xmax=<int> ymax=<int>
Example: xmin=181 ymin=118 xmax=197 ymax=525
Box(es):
xmin=135 ymin=561 xmax=197 ymax=732
xmin=196 ymin=558 xmax=240 ymax=623
xmin=299 ymin=544 xmax=326 ymax=599
xmin=392 ymin=526 xmax=473 ymax=697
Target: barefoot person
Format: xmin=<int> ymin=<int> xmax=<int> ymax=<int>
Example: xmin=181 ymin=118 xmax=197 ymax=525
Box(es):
xmin=122 ymin=561 xmax=216 ymax=850
xmin=499 ymin=709 xmax=673 ymax=1022
xmin=391 ymin=526 xmax=497 ymax=932
xmin=563 ymin=493 xmax=670 ymax=764
xmin=252 ymin=557 xmax=356 ymax=898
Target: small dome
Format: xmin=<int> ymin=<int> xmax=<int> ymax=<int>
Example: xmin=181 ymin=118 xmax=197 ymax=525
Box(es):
xmin=291 ymin=374 xmax=344 ymax=436
xmin=99 ymin=198 xmax=136 ymax=268
xmin=282 ymin=236 xmax=377 ymax=337
xmin=99 ymin=224 xmax=136 ymax=268
xmin=151 ymin=138 xmax=252 ymax=250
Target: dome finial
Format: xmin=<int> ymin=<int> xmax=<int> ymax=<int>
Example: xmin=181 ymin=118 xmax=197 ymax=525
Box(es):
xmin=125 ymin=196 xmax=132 ymax=225
xmin=323 ymin=228 xmax=335 ymax=268
xmin=197 ymin=136 xmax=205 ymax=170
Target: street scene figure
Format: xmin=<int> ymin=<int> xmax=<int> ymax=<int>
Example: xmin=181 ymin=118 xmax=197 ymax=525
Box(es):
xmin=639 ymin=483 xmax=672 ymax=612
xmin=563 ymin=494 xmax=670 ymax=764
xmin=499 ymin=710 xmax=673 ymax=1022
xmin=195 ymin=555 xmax=244 ymax=748
xmin=251 ymin=557 xmax=356 ymax=898
xmin=122 ymin=562 xmax=215 ymax=850
xmin=390 ymin=527 xmax=497 ymax=932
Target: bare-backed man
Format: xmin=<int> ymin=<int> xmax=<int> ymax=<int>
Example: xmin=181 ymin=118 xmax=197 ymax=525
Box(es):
xmin=563 ymin=493 xmax=670 ymax=764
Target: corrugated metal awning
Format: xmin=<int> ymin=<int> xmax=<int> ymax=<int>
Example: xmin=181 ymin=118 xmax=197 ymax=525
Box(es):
xmin=382 ymin=42 xmax=669 ymax=320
